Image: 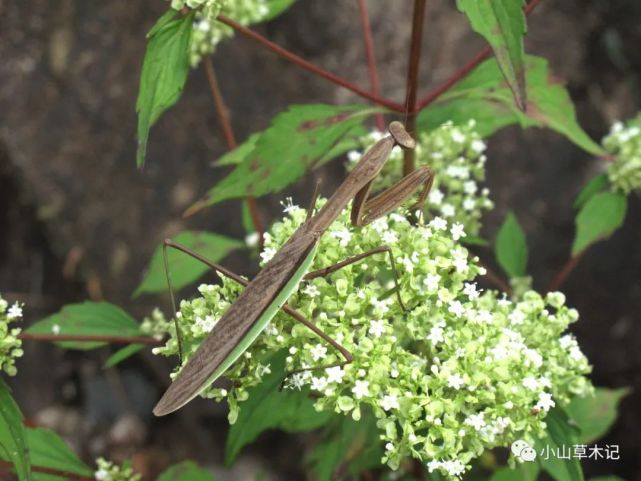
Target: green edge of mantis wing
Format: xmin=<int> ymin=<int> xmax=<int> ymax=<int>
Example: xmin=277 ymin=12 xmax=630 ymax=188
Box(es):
xmin=192 ymin=241 xmax=320 ymax=399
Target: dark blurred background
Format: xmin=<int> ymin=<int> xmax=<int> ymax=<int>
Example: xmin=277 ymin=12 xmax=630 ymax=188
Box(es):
xmin=0 ymin=0 xmax=640 ymax=480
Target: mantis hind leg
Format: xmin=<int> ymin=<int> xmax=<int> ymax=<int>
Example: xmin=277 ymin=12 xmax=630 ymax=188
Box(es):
xmin=304 ymin=246 xmax=408 ymax=311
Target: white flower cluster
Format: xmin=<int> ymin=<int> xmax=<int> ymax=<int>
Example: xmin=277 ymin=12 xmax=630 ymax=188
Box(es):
xmin=153 ymin=200 xmax=592 ymax=478
xmin=0 ymin=294 xmax=24 ymax=376
xmin=347 ymin=120 xmax=494 ymax=236
xmin=94 ymin=458 xmax=141 ymax=481
xmin=603 ymin=113 xmax=641 ymax=194
xmin=170 ymin=0 xmax=271 ymax=66
xmin=140 ymin=308 xmax=171 ymax=341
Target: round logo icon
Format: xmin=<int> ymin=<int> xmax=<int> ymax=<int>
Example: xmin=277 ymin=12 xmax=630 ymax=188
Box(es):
xmin=511 ymin=440 xmax=537 ymax=462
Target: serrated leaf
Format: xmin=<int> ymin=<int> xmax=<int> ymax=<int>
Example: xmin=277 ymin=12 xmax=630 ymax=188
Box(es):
xmin=225 ymin=350 xmax=333 ymax=465
xmin=457 ymin=0 xmax=527 ymax=109
xmin=417 ymin=56 xmax=605 ymax=155
xmin=572 ymin=191 xmax=627 ymax=255
xmin=214 ymin=133 xmax=261 ymax=167
xmin=26 ymin=302 xmax=143 ymax=350
xmin=495 ymin=211 xmax=528 ymax=278
xmin=574 ymin=173 xmax=610 ymax=209
xmin=187 ymin=104 xmax=370 ymax=215
xmin=158 ymin=460 xmax=217 ymax=481
xmin=134 ymin=231 xmax=243 ymax=297
xmin=25 ymin=428 xmax=92 ymax=480
xmin=535 ymin=408 xmax=584 ymax=481
xmin=566 ymin=388 xmax=630 ymax=443
xmin=136 ymin=10 xmax=193 ymax=167
xmin=0 ymin=378 xmax=30 ymax=481
xmin=104 ymin=344 xmax=146 ymax=368
xmin=306 ymin=413 xmax=383 ymax=481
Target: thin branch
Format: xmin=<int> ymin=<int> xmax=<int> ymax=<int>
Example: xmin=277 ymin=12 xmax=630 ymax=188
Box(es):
xmin=216 ymin=14 xmax=406 ymax=113
xmin=403 ymin=0 xmax=428 ymax=175
xmin=203 ymin=57 xmax=265 ymax=244
xmin=19 ymin=333 xmax=163 ymax=345
xmin=416 ymin=0 xmax=545 ymax=111
xmin=357 ymin=0 xmax=385 ymax=131
xmin=546 ymin=252 xmax=584 ymax=292
xmin=0 ymin=461 xmax=95 ymax=481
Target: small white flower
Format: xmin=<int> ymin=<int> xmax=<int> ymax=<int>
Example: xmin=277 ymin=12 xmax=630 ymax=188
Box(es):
xmin=255 ymin=363 xmax=271 ymax=377
xmin=347 ymin=150 xmax=361 ymax=162
xmin=569 ymin=345 xmax=585 ymax=361
xmin=287 ymin=373 xmax=305 ymax=390
xmin=430 ymin=216 xmax=447 ymax=231
xmin=523 ymin=376 xmax=539 ymax=391
xmin=310 ymin=344 xmax=328 ymax=361
xmin=280 ymin=196 xmax=298 ymax=214
xmin=325 ymin=366 xmax=345 ymax=384
xmin=463 ymin=198 xmax=476 ymax=211
xmin=453 ymin=257 xmax=468 ymax=273
xmin=441 ymin=203 xmax=455 ymax=217
xmin=311 ymin=376 xmax=328 ymax=391
xmin=302 ymin=284 xmax=320 ymax=298
xmin=464 ymin=180 xmax=478 ymax=195
xmin=382 ymin=230 xmax=398 ymax=244
xmin=535 ymin=392 xmax=556 ymax=412
xmin=423 ymin=273 xmax=441 ymax=292
xmin=465 ymin=413 xmax=486 ymax=430
xmin=260 ymin=247 xmax=277 ymax=263
xmin=448 ymin=300 xmax=465 ymax=317
xmin=509 ymin=309 xmax=526 ymax=325
xmin=471 ymin=139 xmax=486 ymax=153
xmin=450 ymin=223 xmax=465 ymax=241
xmin=245 ymin=232 xmax=260 ymax=248
xmin=7 ymin=303 xmax=22 ymax=320
xmin=332 ymin=228 xmax=352 ymax=247
xmin=94 ymin=469 xmax=109 ymax=481
xmin=476 ymin=309 xmax=493 ymax=323
xmin=426 ymin=460 xmax=441 ymax=472
xmin=444 ymin=459 xmax=466 ymax=476
xmin=429 ymin=189 xmax=444 ymax=205
xmin=380 ymin=393 xmax=400 ymax=411
xmin=463 ymin=282 xmax=479 ymax=300
xmin=427 ymin=325 xmax=445 ymax=345
xmin=52 ymin=324 xmax=61 ymax=335
xmin=451 ymin=128 xmax=466 ymax=144
xmin=353 ymin=380 xmax=370 ymax=399
xmin=447 ymin=373 xmax=465 ymax=389
xmin=368 ymin=319 xmax=386 ymax=338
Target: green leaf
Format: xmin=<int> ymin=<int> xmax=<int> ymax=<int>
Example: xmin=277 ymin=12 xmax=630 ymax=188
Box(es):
xmin=572 ymin=191 xmax=627 ymax=255
xmin=25 ymin=428 xmax=92 ymax=480
xmin=26 ymin=302 xmax=144 ymax=350
xmin=0 ymin=378 xmax=30 ymax=481
xmin=489 ymin=464 xmax=540 ymax=481
xmin=457 ymin=0 xmax=527 ymax=108
xmin=187 ymin=104 xmax=370 ymax=214
xmin=535 ymin=408 xmax=584 ymax=481
xmin=134 ymin=231 xmax=243 ymax=297
xmin=104 ymin=344 xmax=146 ymax=368
xmin=417 ymin=56 xmax=605 ymax=155
xmin=574 ymin=173 xmax=610 ymax=209
xmin=158 ymin=460 xmax=217 ymax=481
xmin=262 ymin=0 xmax=298 ymax=21
xmin=462 ymin=234 xmax=489 ymax=246
xmin=136 ymin=10 xmax=193 ymax=167
xmin=495 ymin=211 xmax=528 ymax=278
xmin=566 ymin=388 xmax=630 ymax=443
xmin=225 ymin=350 xmax=333 ymax=465
xmin=214 ymin=133 xmax=261 ymax=167
xmin=306 ymin=413 xmax=383 ymax=481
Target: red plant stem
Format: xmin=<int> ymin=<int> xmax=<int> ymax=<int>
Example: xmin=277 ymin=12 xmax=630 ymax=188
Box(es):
xmin=0 ymin=461 xmax=94 ymax=481
xmin=203 ymin=57 xmax=265 ymax=243
xmin=19 ymin=333 xmax=163 ymax=346
xmin=216 ymin=15 xmax=406 ymax=113
xmin=402 ymin=0 xmax=428 ymax=175
xmin=546 ymin=252 xmax=584 ymax=292
xmin=416 ymin=0 xmax=545 ymax=111
xmin=357 ymin=0 xmax=385 ymax=131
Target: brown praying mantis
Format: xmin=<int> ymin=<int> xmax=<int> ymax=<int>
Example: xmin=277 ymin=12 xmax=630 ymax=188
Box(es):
xmin=153 ymin=121 xmax=434 ymax=416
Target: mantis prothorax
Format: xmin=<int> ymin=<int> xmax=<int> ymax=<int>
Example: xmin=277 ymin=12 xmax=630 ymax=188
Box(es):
xmin=153 ymin=121 xmax=434 ymax=416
